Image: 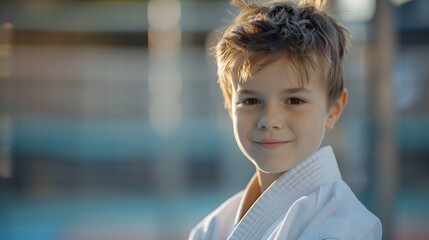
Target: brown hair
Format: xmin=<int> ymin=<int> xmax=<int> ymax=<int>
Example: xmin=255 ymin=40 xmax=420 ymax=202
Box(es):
xmin=213 ymin=0 xmax=350 ymax=111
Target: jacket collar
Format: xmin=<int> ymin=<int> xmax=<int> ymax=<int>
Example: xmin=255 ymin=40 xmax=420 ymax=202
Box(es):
xmin=229 ymin=146 xmax=342 ymax=240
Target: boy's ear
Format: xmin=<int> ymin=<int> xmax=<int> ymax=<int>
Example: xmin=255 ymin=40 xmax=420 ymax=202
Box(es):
xmin=325 ymin=89 xmax=348 ymax=130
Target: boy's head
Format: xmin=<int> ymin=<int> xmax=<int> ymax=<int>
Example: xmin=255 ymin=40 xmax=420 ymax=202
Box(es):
xmin=213 ymin=0 xmax=350 ymax=174
xmin=215 ymin=0 xmax=349 ymax=113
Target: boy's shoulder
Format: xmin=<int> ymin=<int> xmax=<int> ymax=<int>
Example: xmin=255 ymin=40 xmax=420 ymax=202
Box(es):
xmin=189 ymin=147 xmax=382 ymax=239
xmin=299 ymin=179 xmax=382 ymax=239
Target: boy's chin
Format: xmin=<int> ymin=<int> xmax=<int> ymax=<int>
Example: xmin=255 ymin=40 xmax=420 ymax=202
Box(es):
xmin=257 ymin=168 xmax=288 ymax=175
xmin=252 ymin=159 xmax=298 ymax=174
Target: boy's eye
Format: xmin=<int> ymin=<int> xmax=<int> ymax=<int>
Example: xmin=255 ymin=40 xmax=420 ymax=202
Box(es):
xmin=286 ymin=98 xmax=304 ymax=105
xmin=242 ymin=98 xmax=261 ymax=105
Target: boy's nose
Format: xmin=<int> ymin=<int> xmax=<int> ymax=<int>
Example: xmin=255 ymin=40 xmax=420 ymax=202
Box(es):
xmin=257 ymin=105 xmax=283 ymax=130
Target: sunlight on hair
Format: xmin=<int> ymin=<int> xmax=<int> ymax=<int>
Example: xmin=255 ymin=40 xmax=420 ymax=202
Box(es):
xmin=215 ymin=0 xmax=351 ymax=110
xmin=298 ymin=0 xmax=327 ymax=9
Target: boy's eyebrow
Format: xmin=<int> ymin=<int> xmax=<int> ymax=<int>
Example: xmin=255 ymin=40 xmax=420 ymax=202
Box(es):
xmin=236 ymin=88 xmax=311 ymax=95
xmin=281 ymin=88 xmax=312 ymax=94
xmin=236 ymin=89 xmax=259 ymax=95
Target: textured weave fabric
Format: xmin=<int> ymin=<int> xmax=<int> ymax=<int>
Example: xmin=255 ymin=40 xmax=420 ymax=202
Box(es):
xmin=189 ymin=146 xmax=382 ymax=240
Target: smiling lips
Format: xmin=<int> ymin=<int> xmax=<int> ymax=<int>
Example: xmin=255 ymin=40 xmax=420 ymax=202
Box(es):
xmin=254 ymin=140 xmax=290 ymax=149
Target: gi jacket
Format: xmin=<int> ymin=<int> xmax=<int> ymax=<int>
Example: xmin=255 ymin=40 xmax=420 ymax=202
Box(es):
xmin=189 ymin=146 xmax=382 ymax=240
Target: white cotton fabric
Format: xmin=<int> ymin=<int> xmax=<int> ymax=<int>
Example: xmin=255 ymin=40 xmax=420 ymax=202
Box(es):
xmin=189 ymin=146 xmax=382 ymax=240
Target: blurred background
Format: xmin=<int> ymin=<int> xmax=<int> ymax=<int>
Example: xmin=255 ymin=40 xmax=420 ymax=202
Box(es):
xmin=0 ymin=0 xmax=428 ymax=239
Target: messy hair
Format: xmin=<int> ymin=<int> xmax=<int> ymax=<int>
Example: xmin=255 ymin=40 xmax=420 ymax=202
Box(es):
xmin=214 ymin=0 xmax=350 ymax=111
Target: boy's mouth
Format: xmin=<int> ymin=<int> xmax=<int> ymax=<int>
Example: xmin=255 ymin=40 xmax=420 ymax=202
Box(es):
xmin=254 ymin=140 xmax=290 ymax=149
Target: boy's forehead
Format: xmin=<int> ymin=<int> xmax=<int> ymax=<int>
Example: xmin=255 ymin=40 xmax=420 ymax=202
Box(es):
xmin=233 ymin=57 xmax=325 ymax=91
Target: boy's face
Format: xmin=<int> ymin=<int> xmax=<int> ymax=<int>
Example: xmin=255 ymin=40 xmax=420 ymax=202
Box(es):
xmin=230 ymin=58 xmax=346 ymax=174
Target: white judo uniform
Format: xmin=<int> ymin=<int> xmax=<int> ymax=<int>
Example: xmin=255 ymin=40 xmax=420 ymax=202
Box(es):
xmin=189 ymin=146 xmax=382 ymax=240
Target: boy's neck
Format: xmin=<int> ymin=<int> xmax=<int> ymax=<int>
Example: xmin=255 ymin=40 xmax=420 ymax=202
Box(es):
xmin=238 ymin=169 xmax=285 ymax=222
xmin=257 ymin=169 xmax=284 ymax=193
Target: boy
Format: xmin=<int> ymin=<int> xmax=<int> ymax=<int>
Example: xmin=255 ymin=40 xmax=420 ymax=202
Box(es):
xmin=189 ymin=0 xmax=382 ymax=239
